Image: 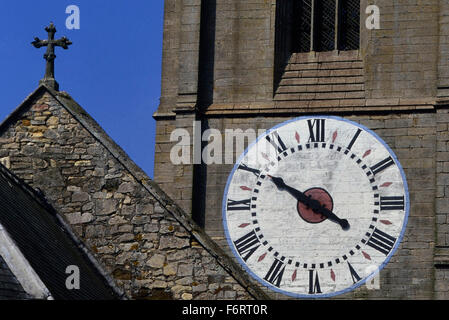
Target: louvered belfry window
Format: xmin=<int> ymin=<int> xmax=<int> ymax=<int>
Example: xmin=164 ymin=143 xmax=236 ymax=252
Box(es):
xmin=295 ymin=0 xmax=312 ymax=53
xmin=338 ymin=0 xmax=360 ymax=50
xmin=293 ymin=0 xmax=360 ymax=52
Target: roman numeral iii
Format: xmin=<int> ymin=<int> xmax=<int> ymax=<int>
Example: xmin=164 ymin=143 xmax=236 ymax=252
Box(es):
xmin=308 ymin=119 xmax=326 ymax=143
xmin=380 ymin=196 xmax=405 ymax=211
xmin=367 ymin=228 xmax=397 ymax=256
xmin=233 ymin=230 xmax=261 ymax=262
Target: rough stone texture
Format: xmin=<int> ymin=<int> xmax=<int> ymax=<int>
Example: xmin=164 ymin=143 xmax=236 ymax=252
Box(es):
xmin=0 ymin=90 xmax=259 ymax=300
xmin=434 ymin=107 xmax=449 ymax=299
xmin=363 ymin=0 xmax=439 ymax=101
xmin=155 ymin=0 xmax=441 ymax=115
xmin=438 ymin=0 xmax=449 ymax=98
xmin=153 ymin=0 xmax=449 ymax=299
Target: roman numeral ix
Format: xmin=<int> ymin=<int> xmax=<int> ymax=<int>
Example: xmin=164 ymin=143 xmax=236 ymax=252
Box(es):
xmin=238 ymin=163 xmax=261 ymax=177
xmin=227 ymin=198 xmax=251 ymax=211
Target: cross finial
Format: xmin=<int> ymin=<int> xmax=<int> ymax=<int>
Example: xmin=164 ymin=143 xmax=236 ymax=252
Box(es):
xmin=32 ymin=23 xmax=72 ymax=91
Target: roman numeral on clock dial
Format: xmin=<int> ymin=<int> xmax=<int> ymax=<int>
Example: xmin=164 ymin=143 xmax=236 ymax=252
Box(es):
xmin=308 ymin=119 xmax=326 ymax=143
xmin=233 ymin=230 xmax=261 ymax=262
xmin=308 ymin=270 xmax=322 ymax=294
xmin=266 ymin=131 xmax=287 ymax=153
xmin=370 ymin=156 xmax=395 ymax=176
xmin=367 ymin=228 xmax=397 ymax=256
xmin=347 ymin=129 xmax=362 ymax=150
xmin=264 ymin=259 xmax=286 ymax=288
xmin=238 ymin=163 xmax=261 ymax=177
xmin=227 ymin=198 xmax=251 ymax=211
xmin=380 ymin=196 xmax=405 ymax=211
xmin=348 ymin=262 xmax=361 ymax=284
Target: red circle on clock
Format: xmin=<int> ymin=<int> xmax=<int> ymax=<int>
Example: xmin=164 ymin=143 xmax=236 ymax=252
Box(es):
xmin=297 ymin=188 xmax=334 ymax=224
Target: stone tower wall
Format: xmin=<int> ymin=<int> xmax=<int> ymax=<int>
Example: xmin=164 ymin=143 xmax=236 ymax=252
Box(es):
xmin=153 ymin=0 xmax=449 ymax=299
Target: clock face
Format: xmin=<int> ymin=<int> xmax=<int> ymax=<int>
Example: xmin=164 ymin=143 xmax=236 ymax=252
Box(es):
xmin=222 ymin=116 xmax=409 ymax=298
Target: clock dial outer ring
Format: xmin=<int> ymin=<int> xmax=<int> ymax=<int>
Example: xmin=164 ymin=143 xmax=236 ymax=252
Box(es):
xmin=222 ymin=115 xmax=410 ymax=298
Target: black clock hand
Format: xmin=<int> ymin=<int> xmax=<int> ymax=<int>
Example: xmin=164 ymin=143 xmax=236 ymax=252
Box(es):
xmin=268 ymin=175 xmax=350 ymax=231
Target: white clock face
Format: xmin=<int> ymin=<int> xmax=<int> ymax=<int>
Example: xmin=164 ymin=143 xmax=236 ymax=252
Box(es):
xmin=222 ymin=116 xmax=409 ymax=298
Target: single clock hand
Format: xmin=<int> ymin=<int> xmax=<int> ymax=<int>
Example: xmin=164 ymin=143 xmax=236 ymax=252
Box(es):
xmin=268 ymin=175 xmax=350 ymax=231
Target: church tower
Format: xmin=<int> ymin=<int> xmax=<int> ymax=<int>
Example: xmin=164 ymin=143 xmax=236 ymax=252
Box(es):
xmin=154 ymin=0 xmax=449 ymax=299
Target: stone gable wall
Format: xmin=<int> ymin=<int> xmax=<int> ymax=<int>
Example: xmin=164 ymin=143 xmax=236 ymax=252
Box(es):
xmin=0 ymin=91 xmax=253 ymax=300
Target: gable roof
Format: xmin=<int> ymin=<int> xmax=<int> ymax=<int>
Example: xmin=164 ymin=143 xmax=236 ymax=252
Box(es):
xmin=0 ymin=219 xmax=50 ymax=300
xmin=0 ymin=161 xmax=121 ymax=300
xmin=0 ymin=84 xmax=270 ymax=300
xmin=0 ymin=254 xmax=30 ymax=300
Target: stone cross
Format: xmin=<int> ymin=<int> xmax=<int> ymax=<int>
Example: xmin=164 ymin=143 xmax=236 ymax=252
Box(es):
xmin=32 ymin=23 xmax=72 ymax=91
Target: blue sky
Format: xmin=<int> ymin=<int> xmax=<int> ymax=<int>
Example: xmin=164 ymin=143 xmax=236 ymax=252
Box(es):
xmin=0 ymin=1 xmax=164 ymax=177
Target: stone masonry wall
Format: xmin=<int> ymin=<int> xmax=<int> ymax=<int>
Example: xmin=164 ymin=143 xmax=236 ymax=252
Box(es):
xmin=434 ymin=107 xmax=449 ymax=299
xmin=154 ymin=118 xmax=193 ymax=213
xmin=435 ymin=108 xmax=449 ymax=247
xmin=152 ymin=0 xmax=449 ymax=299
xmin=157 ymin=0 xmax=441 ymax=114
xmin=0 ymin=90 xmax=253 ymax=300
xmin=364 ymin=0 xmax=439 ymax=100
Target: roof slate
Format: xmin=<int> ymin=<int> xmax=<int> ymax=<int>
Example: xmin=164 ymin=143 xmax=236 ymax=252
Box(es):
xmin=0 ymin=255 xmax=30 ymax=300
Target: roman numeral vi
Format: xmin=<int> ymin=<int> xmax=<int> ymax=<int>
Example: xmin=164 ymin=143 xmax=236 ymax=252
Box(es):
xmin=308 ymin=270 xmax=322 ymax=294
